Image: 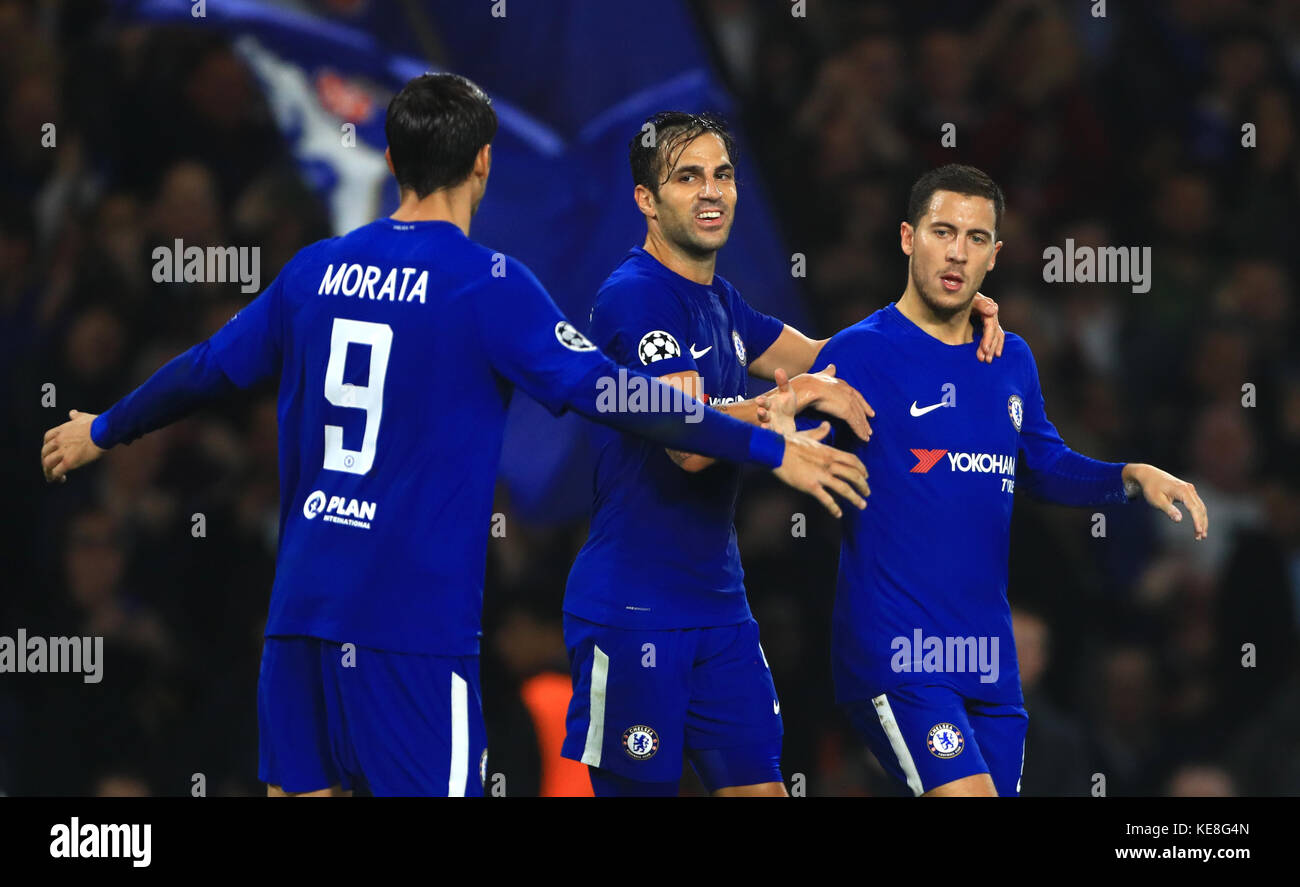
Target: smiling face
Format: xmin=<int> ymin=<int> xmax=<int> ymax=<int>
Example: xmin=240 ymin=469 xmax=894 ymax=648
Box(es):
xmin=637 ymin=131 xmax=737 ymax=259
xmin=901 ymin=189 xmax=1002 ymax=319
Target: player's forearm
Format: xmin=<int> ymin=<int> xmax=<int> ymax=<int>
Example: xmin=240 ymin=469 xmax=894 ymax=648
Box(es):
xmin=666 ymin=398 xmax=770 ymax=471
xmin=1020 ymin=448 xmax=1129 ymax=507
xmin=566 ymin=363 xmax=785 ymax=469
xmin=90 ymin=340 xmax=238 ymax=448
xmin=748 ymin=327 xmax=827 ymax=380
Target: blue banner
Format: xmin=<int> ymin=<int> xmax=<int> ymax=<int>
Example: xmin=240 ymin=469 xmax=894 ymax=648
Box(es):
xmin=116 ymin=0 xmax=806 ymax=522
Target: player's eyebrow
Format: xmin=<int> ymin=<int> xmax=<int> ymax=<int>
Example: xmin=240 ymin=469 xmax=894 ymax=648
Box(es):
xmin=672 ymin=163 xmax=733 ymax=177
xmin=931 ymin=221 xmax=994 ymax=239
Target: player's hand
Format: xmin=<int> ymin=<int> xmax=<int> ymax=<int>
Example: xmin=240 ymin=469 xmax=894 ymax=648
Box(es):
xmin=1122 ymin=463 xmax=1208 ymax=540
xmin=755 ymin=367 xmax=799 ymax=435
xmin=972 ymin=292 xmax=1004 ymax=363
xmin=773 ymin=421 xmax=869 ymax=519
xmin=789 ymin=364 xmax=874 ymax=441
xmin=42 ymin=410 xmax=104 ymax=483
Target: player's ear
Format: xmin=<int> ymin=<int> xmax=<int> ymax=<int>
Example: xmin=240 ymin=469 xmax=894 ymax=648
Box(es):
xmin=385 ymin=147 xmax=395 ymax=177
xmin=633 ymin=184 xmax=656 ymax=219
xmin=475 ymin=143 xmax=492 ymax=181
xmin=988 ymin=240 xmax=1002 ymax=271
xmin=900 ymin=221 xmax=914 ymax=256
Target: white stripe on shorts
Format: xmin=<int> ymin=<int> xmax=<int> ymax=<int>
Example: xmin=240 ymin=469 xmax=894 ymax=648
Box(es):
xmin=872 ymin=693 xmax=924 ymax=797
xmin=449 ymin=671 xmax=468 ymax=797
xmin=580 ymin=645 xmax=610 ymax=768
xmin=1017 ymin=737 xmax=1026 ymax=795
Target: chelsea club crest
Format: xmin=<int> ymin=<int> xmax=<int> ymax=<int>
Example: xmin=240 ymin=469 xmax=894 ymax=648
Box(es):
xmin=622 ymin=725 xmax=660 ymax=760
xmin=927 ymin=722 xmax=965 ymax=759
xmin=731 ymin=330 xmax=747 ymax=366
xmin=1007 ymin=394 xmax=1023 ymax=432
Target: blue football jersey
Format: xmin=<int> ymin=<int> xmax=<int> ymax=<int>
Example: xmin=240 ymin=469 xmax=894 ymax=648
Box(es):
xmin=178 ymin=221 xmax=781 ymax=655
xmin=564 ymin=248 xmax=784 ymax=629
xmin=813 ymin=304 xmax=1129 ymax=704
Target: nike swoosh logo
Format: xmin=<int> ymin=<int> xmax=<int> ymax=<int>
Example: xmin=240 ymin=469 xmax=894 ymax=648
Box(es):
xmin=689 ymin=344 xmax=712 ymax=358
xmin=910 ymin=401 xmax=950 ymax=417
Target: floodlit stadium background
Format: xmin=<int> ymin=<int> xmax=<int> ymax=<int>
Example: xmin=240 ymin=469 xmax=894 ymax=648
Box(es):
xmin=2 ymin=0 xmax=1298 ymax=796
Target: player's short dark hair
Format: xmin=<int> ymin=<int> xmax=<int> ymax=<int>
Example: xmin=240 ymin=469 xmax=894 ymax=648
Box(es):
xmin=385 ymin=73 xmax=498 ymax=199
xmin=907 ymin=164 xmax=1005 ymax=235
xmin=629 ymin=111 xmax=737 ymax=197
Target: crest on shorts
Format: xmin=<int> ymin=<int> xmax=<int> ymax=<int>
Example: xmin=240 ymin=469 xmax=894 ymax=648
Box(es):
xmin=622 ymin=725 xmax=660 ymax=760
xmin=927 ymin=722 xmax=964 ymax=759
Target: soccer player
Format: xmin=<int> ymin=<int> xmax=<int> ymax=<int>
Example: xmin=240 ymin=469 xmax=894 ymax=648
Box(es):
xmin=38 ymin=75 xmax=870 ymax=798
xmin=559 ymin=114 xmax=1004 ymax=797
xmin=810 ymin=164 xmax=1208 ymax=796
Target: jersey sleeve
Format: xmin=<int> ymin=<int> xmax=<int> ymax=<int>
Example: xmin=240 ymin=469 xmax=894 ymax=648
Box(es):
xmin=207 ymin=263 xmax=288 ymax=388
xmin=90 ymin=340 xmax=238 ymax=448
xmin=1016 ymin=341 xmax=1129 ymax=506
xmin=88 ymin=267 xmax=293 ymax=449
xmin=730 ymin=287 xmax=784 ymax=366
xmin=593 ymin=278 xmax=698 ymax=377
xmin=469 ymin=257 xmax=785 ymax=469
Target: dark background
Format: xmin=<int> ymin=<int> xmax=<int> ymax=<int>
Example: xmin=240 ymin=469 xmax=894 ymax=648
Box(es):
xmin=1 ymin=0 xmax=1298 ymax=796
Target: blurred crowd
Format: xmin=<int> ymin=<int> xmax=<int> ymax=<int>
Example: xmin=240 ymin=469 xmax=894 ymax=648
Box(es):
xmin=2 ymin=0 xmax=1298 ymax=796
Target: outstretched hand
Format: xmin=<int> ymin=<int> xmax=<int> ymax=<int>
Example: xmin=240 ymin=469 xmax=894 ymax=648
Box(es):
xmin=772 ymin=421 xmax=869 ymax=519
xmin=789 ymin=364 xmax=874 ymax=441
xmin=41 ymin=410 xmax=104 ymax=483
xmin=1123 ymin=463 xmax=1208 ymax=540
xmin=755 ymin=367 xmax=799 ymax=434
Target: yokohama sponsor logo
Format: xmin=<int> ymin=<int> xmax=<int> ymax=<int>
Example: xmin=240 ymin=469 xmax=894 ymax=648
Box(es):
xmin=910 ymin=449 xmax=948 ymax=473
xmin=948 ymin=452 xmax=1016 ymax=475
xmin=910 ymin=449 xmax=1017 ymax=476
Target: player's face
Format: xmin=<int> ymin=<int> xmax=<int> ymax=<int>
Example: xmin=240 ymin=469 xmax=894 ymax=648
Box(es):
xmin=901 ymin=190 xmax=1002 ymax=318
xmin=648 ymin=133 xmax=737 ymax=257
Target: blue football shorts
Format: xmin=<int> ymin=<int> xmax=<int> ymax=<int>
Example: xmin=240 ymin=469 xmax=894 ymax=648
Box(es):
xmin=258 ymin=636 xmax=488 ymax=796
xmin=842 ymin=683 xmax=1028 ymax=796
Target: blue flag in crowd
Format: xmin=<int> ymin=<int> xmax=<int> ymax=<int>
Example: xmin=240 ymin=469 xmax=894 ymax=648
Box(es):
xmin=116 ymin=0 xmax=806 ymax=521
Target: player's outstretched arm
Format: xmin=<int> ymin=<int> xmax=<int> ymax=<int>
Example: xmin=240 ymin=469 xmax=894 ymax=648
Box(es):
xmin=41 ymin=410 xmax=104 ymax=483
xmin=783 ymin=364 xmax=873 ymax=441
xmin=664 ymin=366 xmax=803 ymax=471
xmin=38 ymin=339 xmax=240 ymax=483
xmin=476 ymin=260 xmax=869 ymax=516
xmin=40 ymin=270 xmax=286 ymax=484
xmin=1122 ymin=463 xmax=1209 ymax=540
xmin=772 ymin=421 xmax=869 ymax=519
xmin=669 ymin=362 xmax=875 ymax=472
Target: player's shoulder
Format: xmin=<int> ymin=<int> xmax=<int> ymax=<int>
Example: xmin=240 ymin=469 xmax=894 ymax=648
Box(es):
xmin=263 ymin=236 xmax=339 ymax=299
xmin=283 ymin=235 xmax=340 ymax=268
xmin=592 ymin=249 xmax=689 ymax=318
xmin=999 ymin=330 xmax=1035 ymax=365
xmin=825 ymin=307 xmax=895 ymax=350
xmin=813 ymin=309 xmax=894 ymax=376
